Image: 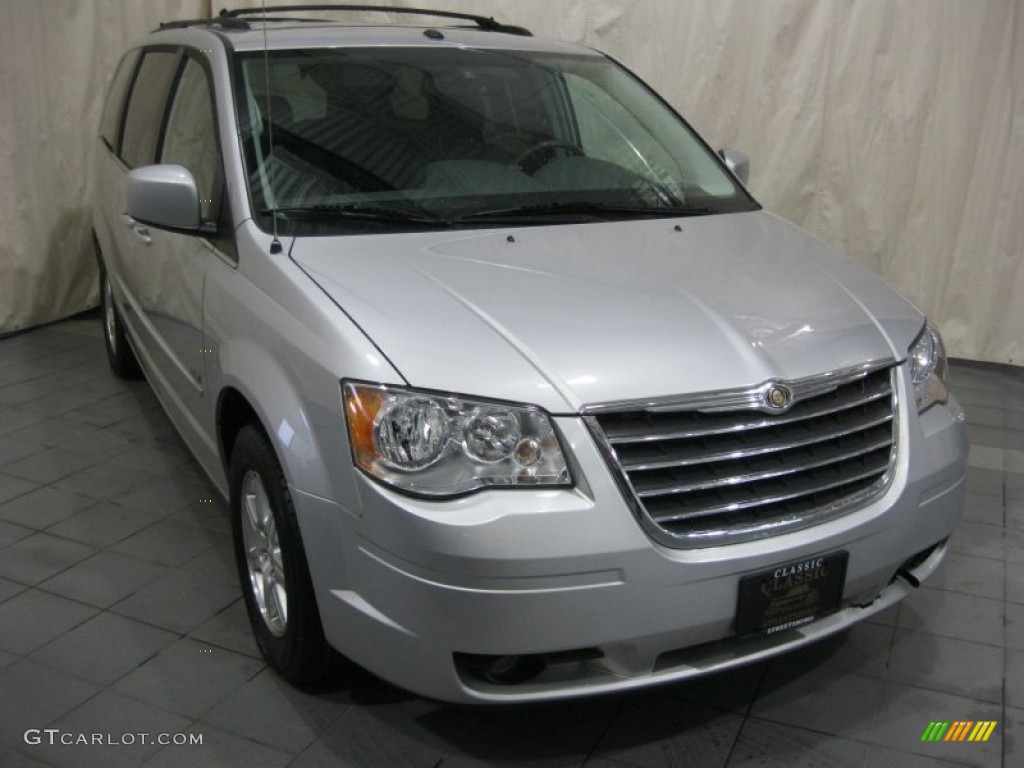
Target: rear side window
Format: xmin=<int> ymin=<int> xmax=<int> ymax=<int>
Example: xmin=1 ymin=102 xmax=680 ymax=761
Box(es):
xmin=161 ymin=57 xmax=222 ymax=221
xmin=99 ymin=49 xmax=140 ymax=150
xmin=120 ymin=50 xmax=179 ymax=168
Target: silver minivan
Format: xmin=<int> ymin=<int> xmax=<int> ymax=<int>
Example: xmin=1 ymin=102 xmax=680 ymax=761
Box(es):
xmin=93 ymin=6 xmax=968 ymax=703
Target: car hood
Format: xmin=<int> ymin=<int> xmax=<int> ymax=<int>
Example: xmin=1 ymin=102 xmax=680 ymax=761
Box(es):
xmin=290 ymin=211 xmax=923 ymax=413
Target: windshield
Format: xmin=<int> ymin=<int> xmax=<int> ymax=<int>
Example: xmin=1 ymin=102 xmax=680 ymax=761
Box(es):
xmin=236 ymin=46 xmax=758 ymax=232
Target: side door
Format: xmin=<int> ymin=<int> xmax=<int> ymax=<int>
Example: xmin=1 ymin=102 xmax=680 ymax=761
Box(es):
xmin=122 ymin=51 xmax=224 ymax=454
xmin=105 ymin=48 xmax=180 ymax=358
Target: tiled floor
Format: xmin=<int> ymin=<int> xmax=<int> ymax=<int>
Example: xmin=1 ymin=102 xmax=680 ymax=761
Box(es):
xmin=0 ymin=312 xmax=1020 ymax=768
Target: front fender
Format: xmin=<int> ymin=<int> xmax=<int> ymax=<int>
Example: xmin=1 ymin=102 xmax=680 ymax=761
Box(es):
xmin=203 ymin=236 xmax=404 ymax=513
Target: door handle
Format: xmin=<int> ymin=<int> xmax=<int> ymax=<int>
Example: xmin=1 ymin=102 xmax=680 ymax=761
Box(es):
xmin=120 ymin=212 xmax=135 ymax=229
xmin=131 ymin=224 xmax=152 ymax=246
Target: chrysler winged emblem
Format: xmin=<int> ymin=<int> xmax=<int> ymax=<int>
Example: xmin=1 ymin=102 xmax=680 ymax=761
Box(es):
xmin=764 ymin=384 xmax=793 ymax=411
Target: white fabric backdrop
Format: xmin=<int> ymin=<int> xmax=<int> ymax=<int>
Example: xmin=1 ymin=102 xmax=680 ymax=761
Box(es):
xmin=2 ymin=0 xmax=1021 ymax=365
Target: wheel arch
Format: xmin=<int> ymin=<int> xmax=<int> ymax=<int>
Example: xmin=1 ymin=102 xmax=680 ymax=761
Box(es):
xmin=213 ymin=340 xmax=334 ymax=500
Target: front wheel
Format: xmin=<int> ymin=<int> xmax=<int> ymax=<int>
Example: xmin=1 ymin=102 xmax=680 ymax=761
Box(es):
xmin=230 ymin=424 xmax=344 ymax=686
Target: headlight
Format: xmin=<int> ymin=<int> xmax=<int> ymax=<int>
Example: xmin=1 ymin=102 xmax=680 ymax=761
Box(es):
xmin=909 ymin=321 xmax=949 ymax=411
xmin=343 ymin=382 xmax=571 ymax=496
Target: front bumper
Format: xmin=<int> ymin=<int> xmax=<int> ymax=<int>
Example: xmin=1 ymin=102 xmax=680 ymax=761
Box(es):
xmin=295 ymin=393 xmax=967 ymax=703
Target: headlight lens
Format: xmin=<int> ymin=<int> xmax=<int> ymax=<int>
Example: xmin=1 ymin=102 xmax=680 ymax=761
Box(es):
xmin=909 ymin=321 xmax=949 ymax=411
xmin=343 ymin=382 xmax=571 ymax=496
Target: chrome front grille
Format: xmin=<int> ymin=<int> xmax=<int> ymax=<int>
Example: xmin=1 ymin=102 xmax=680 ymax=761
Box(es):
xmin=586 ymin=365 xmax=898 ymax=547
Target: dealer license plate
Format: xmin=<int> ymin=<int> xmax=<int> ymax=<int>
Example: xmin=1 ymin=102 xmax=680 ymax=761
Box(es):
xmin=735 ymin=551 xmax=849 ymax=636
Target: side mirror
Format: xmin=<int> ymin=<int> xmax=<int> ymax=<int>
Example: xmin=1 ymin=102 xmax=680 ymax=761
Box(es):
xmin=718 ymin=149 xmax=750 ymax=186
xmin=125 ymin=164 xmax=201 ymax=232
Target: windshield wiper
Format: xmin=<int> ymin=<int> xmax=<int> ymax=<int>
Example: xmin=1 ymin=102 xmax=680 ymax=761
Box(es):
xmin=261 ymin=203 xmax=449 ymax=227
xmin=452 ymin=201 xmax=718 ymax=223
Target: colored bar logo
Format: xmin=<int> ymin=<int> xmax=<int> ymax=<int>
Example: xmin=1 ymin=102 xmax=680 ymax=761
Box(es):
xmin=921 ymin=721 xmax=997 ymax=742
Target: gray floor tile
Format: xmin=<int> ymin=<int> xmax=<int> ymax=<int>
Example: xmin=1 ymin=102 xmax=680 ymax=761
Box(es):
xmin=0 ymin=589 xmax=99 ymax=655
xmin=1007 ymin=561 xmax=1024 ymax=604
xmin=1006 ymin=499 xmax=1024 ymax=531
xmin=865 ymin=602 xmax=900 ymax=628
xmin=0 ymin=473 xmax=39 ymax=504
xmin=0 ymin=379 xmax=61 ymax=408
xmin=27 ymin=689 xmax=192 ymax=768
xmin=202 ymin=667 xmax=349 ymax=754
xmin=57 ymin=428 xmax=137 ymax=462
xmin=113 ymin=473 xmax=220 ymax=516
xmin=0 ymin=649 xmax=16 ymax=671
xmin=1 ymin=446 xmax=104 ymax=485
xmin=62 ymin=394 xmax=154 ymax=429
xmin=0 ymin=435 xmax=47 ymax=467
xmin=471 ymin=697 xmax=617 ymax=754
xmin=948 ymin=521 xmax=1004 ymax=561
xmin=302 ymin=705 xmax=460 ymax=768
xmin=1007 ymin=473 xmax=1024 ymax=501
xmin=0 ymin=532 xmax=97 ymax=585
xmin=51 ymin=458 xmax=161 ymax=501
xmin=32 ymin=611 xmax=178 ymax=685
xmin=860 ymin=743 xmax=986 ymax=767
xmin=0 ymin=659 xmax=100 ymax=748
xmin=966 ymin=424 xmax=1003 ymax=448
xmin=1006 ymin=527 xmax=1024 ymax=564
xmin=113 ymin=638 xmax=264 ymax=719
xmin=13 ymin=387 xmax=107 ymax=418
xmin=865 ymin=682 xmax=1001 ymax=767
xmin=593 ymin=697 xmax=741 ymax=768
xmin=1007 ymin=650 xmax=1024 ymax=710
xmin=189 ymin=599 xmax=261 ymax=659
xmin=180 ymin=542 xmax=239 ymax=588
xmin=0 ymin=485 xmax=98 ymax=529
xmin=170 ymin=496 xmax=231 ymax=533
xmin=111 ymin=567 xmax=240 ymax=634
xmin=897 ymin=588 xmax=1003 ymax=647
xmin=0 ymin=407 xmax=49 ymax=437
xmin=107 ymin=442 xmax=194 ymax=475
xmin=0 ymin=519 xmax=33 ymax=548
xmin=143 ymin=723 xmax=291 ymax=768
xmin=0 ymin=577 xmax=25 ymax=604
xmin=112 ymin=518 xmax=228 ymax=567
xmin=1006 ymin=706 xmax=1024 ymax=768
xmin=1007 ymin=602 xmax=1024 ymax=650
xmin=5 ymin=414 xmax=101 ymax=448
xmin=965 ymin=467 xmax=1002 ymax=497
xmin=725 ymin=717 xmax=866 ymax=768
xmin=749 ymin=666 xmax=883 ymax=741
xmin=39 ymin=550 xmax=169 ymax=608
xmin=47 ymin=501 xmax=167 ymax=547
xmin=0 ymin=749 xmax=52 ymax=767
xmin=961 ymin=492 xmax=1004 ymax=526
xmin=885 ymin=630 xmax=1003 ymax=703
xmin=963 ymin=404 xmax=1004 ymax=427
xmin=928 ymin=552 xmax=1005 ymax=600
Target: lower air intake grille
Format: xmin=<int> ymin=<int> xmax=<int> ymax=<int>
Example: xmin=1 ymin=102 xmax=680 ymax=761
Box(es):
xmin=587 ymin=365 xmax=898 ymax=548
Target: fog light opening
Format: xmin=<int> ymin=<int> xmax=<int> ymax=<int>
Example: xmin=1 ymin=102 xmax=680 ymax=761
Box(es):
xmin=458 ymin=653 xmax=547 ymax=685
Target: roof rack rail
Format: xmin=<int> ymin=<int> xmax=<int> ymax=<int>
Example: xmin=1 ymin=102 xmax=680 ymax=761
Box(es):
xmin=158 ymin=16 xmax=252 ymax=31
xmin=218 ymin=4 xmax=532 ymax=36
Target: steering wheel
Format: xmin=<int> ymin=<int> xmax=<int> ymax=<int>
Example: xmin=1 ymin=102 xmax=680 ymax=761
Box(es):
xmin=514 ymin=139 xmax=585 ymax=175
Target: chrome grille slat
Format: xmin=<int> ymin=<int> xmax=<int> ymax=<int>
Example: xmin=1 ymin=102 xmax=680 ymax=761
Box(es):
xmin=604 ymin=375 xmax=892 ymax=445
xmin=587 ymin=365 xmax=899 ymax=548
xmin=634 ymin=433 xmax=894 ymax=497
xmin=645 ymin=455 xmax=892 ymax=523
xmin=620 ymin=407 xmax=893 ymax=471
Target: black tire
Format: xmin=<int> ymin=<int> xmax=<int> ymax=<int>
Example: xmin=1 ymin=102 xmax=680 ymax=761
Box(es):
xmin=97 ymin=254 xmax=143 ymax=380
xmin=229 ymin=424 xmax=344 ymax=686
